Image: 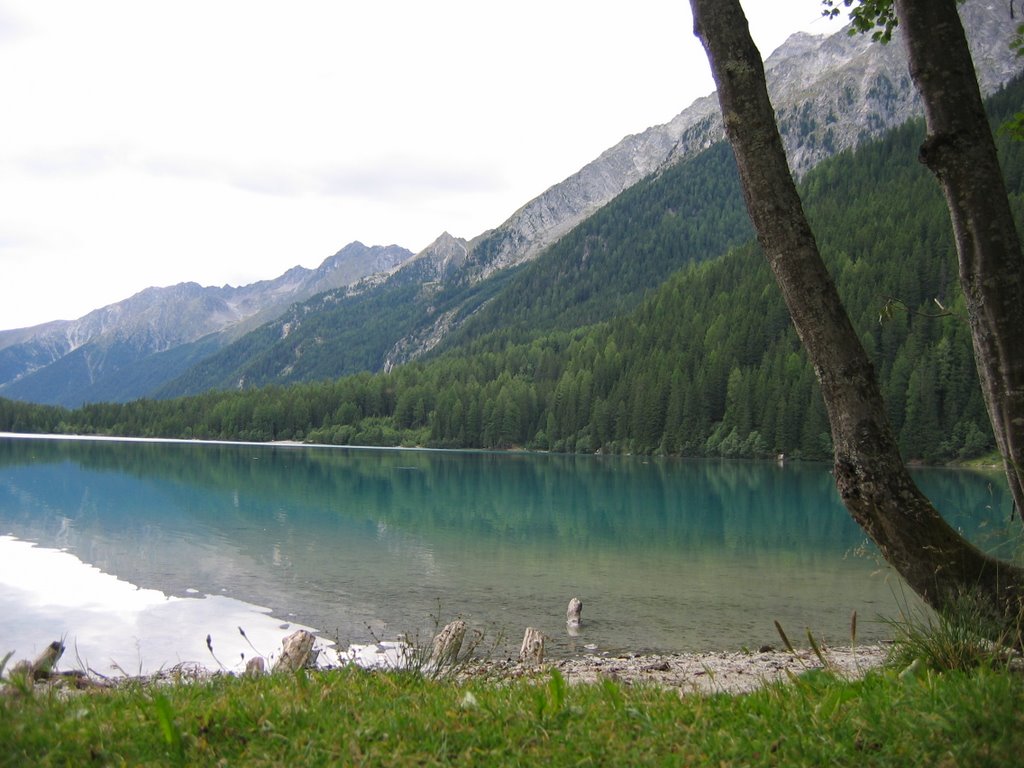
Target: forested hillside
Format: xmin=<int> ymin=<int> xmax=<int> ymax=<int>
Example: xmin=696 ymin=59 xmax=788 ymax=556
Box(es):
xmin=436 ymin=141 xmax=753 ymax=347
xmin=156 ymin=140 xmax=753 ymax=396
xmin=4 ymin=78 xmax=1022 ymax=462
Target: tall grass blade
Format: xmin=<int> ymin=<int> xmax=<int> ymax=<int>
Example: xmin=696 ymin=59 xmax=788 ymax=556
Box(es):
xmin=806 ymin=628 xmax=829 ymax=669
xmin=774 ymin=620 xmax=796 ymax=656
xmin=152 ymin=693 xmax=185 ymax=762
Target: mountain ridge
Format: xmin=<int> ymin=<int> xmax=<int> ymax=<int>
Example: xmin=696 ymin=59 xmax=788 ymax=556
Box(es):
xmin=0 ymin=242 xmax=412 ymax=405
xmin=11 ymin=78 xmax=1023 ymax=464
xmin=362 ymin=1 xmax=1019 ymax=369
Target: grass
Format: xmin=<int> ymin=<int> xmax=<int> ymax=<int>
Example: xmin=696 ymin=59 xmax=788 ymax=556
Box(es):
xmin=880 ymin=585 xmax=1024 ymax=674
xmin=2 ymin=661 xmax=1022 ymax=766
xmin=3 ymin=603 xmax=1021 ymax=766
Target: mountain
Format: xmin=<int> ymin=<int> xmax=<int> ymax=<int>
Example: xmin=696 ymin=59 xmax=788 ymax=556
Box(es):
xmin=157 ymin=2 xmax=1020 ymax=397
xmin=450 ymin=1 xmax=1018 ymax=286
xmin=0 ymin=243 xmax=412 ymax=406
xmin=156 ymin=231 xmax=518 ymax=396
xmin=155 ymin=139 xmax=754 ymax=396
xmin=14 ymin=79 xmax=1023 ymax=461
xmin=3 ymin=2 xmax=1019 ymax=406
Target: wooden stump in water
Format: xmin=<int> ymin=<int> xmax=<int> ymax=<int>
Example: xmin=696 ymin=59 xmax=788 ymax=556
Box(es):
xmin=519 ymin=627 xmax=545 ymax=665
xmin=32 ymin=641 xmax=65 ymax=680
xmin=9 ymin=640 xmax=65 ymax=682
xmin=245 ymin=656 xmax=266 ymax=676
xmin=272 ymin=629 xmax=317 ymax=673
xmin=429 ymin=619 xmax=467 ymax=669
xmin=33 ymin=643 xmax=65 ymax=679
xmin=566 ymin=597 xmax=583 ymax=635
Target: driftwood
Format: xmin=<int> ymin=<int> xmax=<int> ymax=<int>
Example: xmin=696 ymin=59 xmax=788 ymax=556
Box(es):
xmin=32 ymin=641 xmax=65 ymax=679
xmin=566 ymin=597 xmax=583 ymax=635
xmin=4 ymin=642 xmax=118 ymax=690
xmin=11 ymin=641 xmax=66 ymax=681
xmin=519 ymin=627 xmax=545 ymax=665
xmin=429 ymin=619 xmax=467 ymax=668
xmin=272 ymin=629 xmax=317 ymax=673
xmin=5 ymin=641 xmax=74 ymax=686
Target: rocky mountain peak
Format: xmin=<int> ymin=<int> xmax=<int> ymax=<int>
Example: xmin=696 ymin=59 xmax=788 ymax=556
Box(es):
xmin=0 ymin=240 xmax=413 ymax=405
xmin=316 ymin=242 xmax=411 ymax=284
xmin=407 ymin=232 xmax=470 ymax=282
xmin=457 ymin=2 xmax=1018 ymax=284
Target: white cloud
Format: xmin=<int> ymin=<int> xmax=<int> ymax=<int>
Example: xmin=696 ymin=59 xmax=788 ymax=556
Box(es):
xmin=0 ymin=0 xmax=834 ymax=330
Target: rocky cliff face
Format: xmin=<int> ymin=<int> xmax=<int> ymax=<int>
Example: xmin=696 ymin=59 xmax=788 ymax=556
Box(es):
xmin=459 ymin=2 xmax=1018 ymax=283
xmin=403 ymin=232 xmax=470 ymax=284
xmin=373 ymin=2 xmax=1019 ymax=368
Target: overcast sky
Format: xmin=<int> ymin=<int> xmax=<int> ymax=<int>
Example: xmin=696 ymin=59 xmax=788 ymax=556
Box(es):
xmin=0 ymin=1 xmax=837 ymax=331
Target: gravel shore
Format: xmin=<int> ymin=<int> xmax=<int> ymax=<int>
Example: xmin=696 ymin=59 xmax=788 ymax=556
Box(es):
xmin=460 ymin=644 xmax=889 ymax=695
xmin=6 ymin=643 xmax=890 ymax=698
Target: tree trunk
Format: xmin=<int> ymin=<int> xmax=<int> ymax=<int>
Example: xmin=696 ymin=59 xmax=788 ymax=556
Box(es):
xmin=892 ymin=0 xmax=1024 ymax=520
xmin=689 ymin=0 xmax=1024 ymax=624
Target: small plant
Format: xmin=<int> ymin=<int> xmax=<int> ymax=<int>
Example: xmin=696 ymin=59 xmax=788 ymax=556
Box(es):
xmin=0 ymin=650 xmax=33 ymax=696
xmin=355 ymin=608 xmax=492 ymax=680
xmin=884 ymin=589 xmax=1022 ymax=672
xmin=238 ymin=625 xmax=265 ymax=658
xmin=774 ymin=616 xmax=860 ymax=677
xmin=774 ymin=620 xmax=798 ymax=658
xmin=805 ymin=628 xmax=830 ymax=670
xmin=205 ymin=634 xmax=227 ymax=672
xmin=151 ymin=692 xmax=186 ymax=763
xmin=533 ymin=668 xmax=572 ymax=725
xmin=774 ymin=619 xmax=819 ymax=673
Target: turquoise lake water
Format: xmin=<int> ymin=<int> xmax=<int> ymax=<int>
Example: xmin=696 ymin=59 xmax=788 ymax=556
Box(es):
xmin=0 ymin=434 xmax=1016 ymax=672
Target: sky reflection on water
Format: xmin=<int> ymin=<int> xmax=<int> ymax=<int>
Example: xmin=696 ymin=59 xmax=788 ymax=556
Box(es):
xmin=0 ymin=535 xmax=321 ymax=676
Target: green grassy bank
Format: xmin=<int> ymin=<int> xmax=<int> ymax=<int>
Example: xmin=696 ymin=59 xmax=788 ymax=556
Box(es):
xmin=2 ymin=662 xmax=1021 ymax=767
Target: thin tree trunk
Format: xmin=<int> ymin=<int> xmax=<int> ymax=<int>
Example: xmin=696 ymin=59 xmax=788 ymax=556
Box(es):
xmin=893 ymin=0 xmax=1024 ymax=520
xmin=689 ymin=0 xmax=1024 ymax=622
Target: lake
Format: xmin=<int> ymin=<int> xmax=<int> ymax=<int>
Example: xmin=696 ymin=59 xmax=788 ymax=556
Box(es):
xmin=0 ymin=433 xmax=1015 ymax=675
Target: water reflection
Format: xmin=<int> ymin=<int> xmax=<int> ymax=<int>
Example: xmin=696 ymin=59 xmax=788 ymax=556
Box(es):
xmin=0 ymin=535 xmax=323 ymax=676
xmin=0 ymin=435 xmax=1016 ymax=661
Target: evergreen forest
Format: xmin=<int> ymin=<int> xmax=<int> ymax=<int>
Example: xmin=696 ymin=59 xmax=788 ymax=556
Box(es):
xmin=3 ymin=78 xmax=1023 ymax=463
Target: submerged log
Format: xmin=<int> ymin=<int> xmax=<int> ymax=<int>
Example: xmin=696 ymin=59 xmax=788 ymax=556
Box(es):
xmin=519 ymin=627 xmax=545 ymax=665
xmin=272 ymin=629 xmax=317 ymax=673
xmin=566 ymin=597 xmax=583 ymax=634
xmin=429 ymin=620 xmax=467 ymax=668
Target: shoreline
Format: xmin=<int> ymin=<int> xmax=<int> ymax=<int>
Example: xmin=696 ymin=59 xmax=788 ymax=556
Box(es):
xmin=8 ymin=643 xmax=891 ymax=699
xmin=1 ymin=431 xmax=1006 ymax=471
xmin=460 ymin=644 xmax=889 ymax=695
